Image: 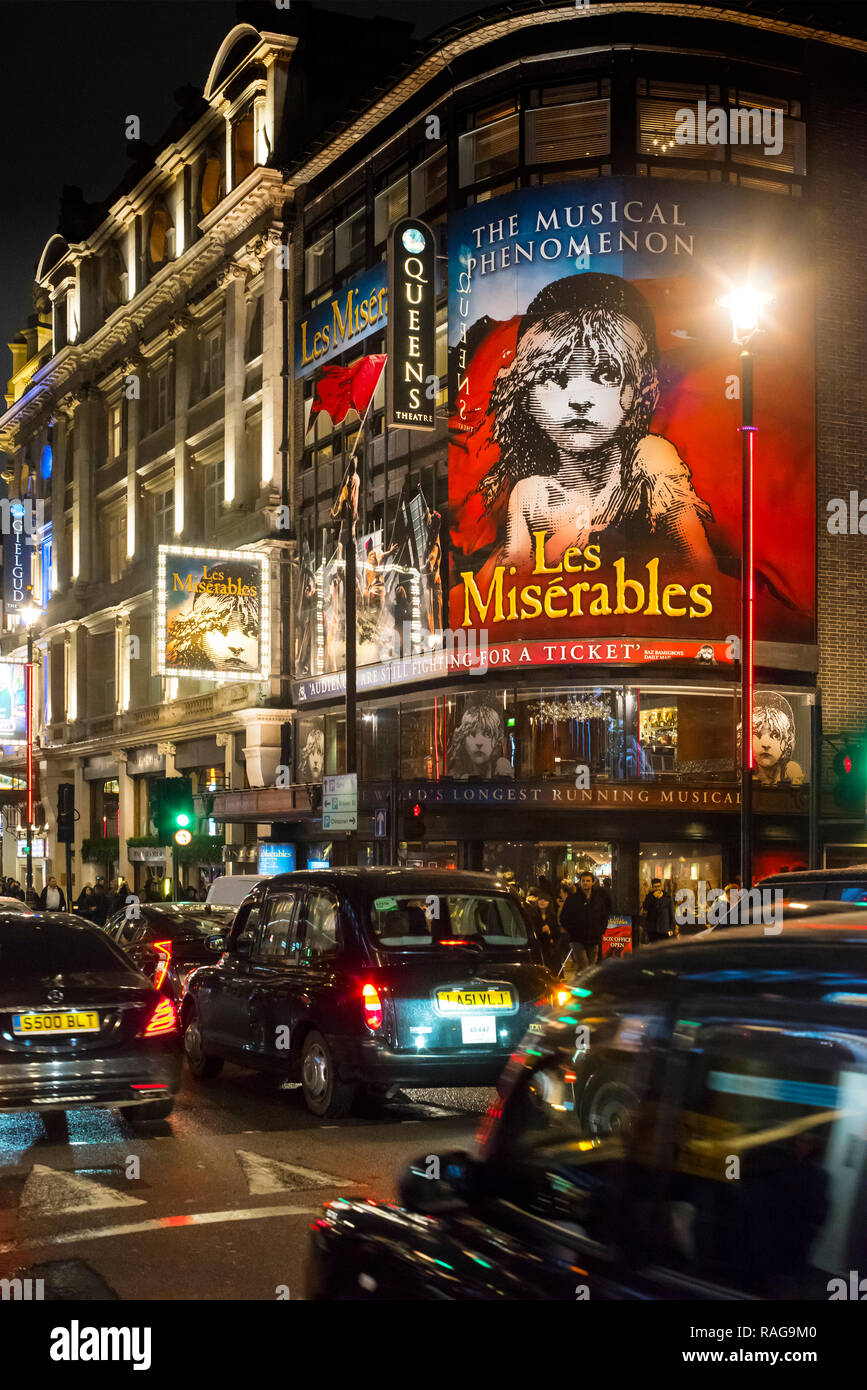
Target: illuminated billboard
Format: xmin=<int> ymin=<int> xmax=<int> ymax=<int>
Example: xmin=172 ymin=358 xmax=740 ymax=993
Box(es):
xmin=0 ymin=661 xmax=27 ymax=743
xmin=448 ymin=178 xmax=815 ymax=662
xmin=156 ymin=546 xmax=270 ymax=681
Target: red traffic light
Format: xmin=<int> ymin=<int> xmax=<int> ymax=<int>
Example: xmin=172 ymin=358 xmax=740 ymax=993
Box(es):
xmin=844 ymin=755 xmax=853 ymax=775
xmin=412 ymin=802 xmax=423 ymax=818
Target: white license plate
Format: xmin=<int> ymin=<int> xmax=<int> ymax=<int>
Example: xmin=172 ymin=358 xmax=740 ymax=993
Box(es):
xmin=461 ymin=1015 xmax=496 ymax=1045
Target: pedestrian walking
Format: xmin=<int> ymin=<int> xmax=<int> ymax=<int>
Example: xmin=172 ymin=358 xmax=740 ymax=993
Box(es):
xmin=641 ymin=879 xmax=675 ymax=943
xmin=37 ymin=876 xmax=67 ymax=911
xmin=559 ymin=872 xmax=612 ymax=977
xmin=75 ymin=884 xmax=99 ymax=924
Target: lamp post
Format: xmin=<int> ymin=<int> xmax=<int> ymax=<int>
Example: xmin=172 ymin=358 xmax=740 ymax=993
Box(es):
xmin=19 ymin=602 xmax=40 ymax=905
xmin=720 ymin=288 xmax=771 ymax=892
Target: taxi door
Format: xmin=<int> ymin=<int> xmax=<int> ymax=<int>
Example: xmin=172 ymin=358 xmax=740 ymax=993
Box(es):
xmin=253 ymin=886 xmax=344 ymax=1071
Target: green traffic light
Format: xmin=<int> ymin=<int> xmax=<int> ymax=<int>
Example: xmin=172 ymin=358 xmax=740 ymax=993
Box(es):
xmin=176 ymin=812 xmax=190 ymax=827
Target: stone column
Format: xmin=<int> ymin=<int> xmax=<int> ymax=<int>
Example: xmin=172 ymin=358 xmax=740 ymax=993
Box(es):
xmin=73 ymin=388 xmax=96 ymax=585
xmin=122 ymin=352 xmax=144 ymax=564
xmin=169 ymin=314 xmax=193 ymax=538
xmin=73 ymin=755 xmax=87 ymax=891
xmin=221 ymin=262 xmax=248 ymax=506
xmin=217 ymin=730 xmax=245 ymax=864
xmin=115 ymin=612 xmax=131 ymax=714
xmin=258 ymin=228 xmax=283 ymax=495
xmin=158 ymin=740 xmax=177 ymax=778
xmin=117 ymin=749 xmax=134 ymax=884
xmin=65 ymin=623 xmax=86 ymax=728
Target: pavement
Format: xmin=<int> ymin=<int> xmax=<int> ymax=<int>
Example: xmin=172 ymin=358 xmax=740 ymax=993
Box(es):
xmin=0 ymin=1064 xmax=493 ymax=1301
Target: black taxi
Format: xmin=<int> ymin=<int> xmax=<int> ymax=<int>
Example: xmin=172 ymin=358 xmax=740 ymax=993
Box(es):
xmin=307 ymin=925 xmax=867 ymax=1298
xmin=181 ymin=869 xmax=560 ymax=1116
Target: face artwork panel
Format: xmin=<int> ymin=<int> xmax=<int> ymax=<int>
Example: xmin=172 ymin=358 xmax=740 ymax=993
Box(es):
xmin=527 ymin=344 xmax=636 ymax=460
xmin=200 ymin=622 xmax=258 ymax=671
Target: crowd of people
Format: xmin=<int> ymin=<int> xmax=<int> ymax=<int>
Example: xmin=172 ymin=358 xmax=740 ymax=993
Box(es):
xmin=521 ymin=871 xmax=614 ymax=980
xmin=0 ymin=873 xmax=211 ymax=926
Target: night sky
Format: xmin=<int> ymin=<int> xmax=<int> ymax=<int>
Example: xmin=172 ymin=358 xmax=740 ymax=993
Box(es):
xmin=0 ymin=0 xmax=488 ymax=381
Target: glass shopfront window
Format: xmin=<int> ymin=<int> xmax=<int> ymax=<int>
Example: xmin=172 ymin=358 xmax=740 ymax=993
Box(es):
xmin=637 ymin=687 xmax=735 ymax=780
xmin=639 ymin=842 xmax=723 ymax=931
xmin=516 ymin=687 xmax=619 ymax=780
xmin=359 ymin=707 xmax=397 ymax=783
xmin=484 ymin=840 xmax=611 ymax=897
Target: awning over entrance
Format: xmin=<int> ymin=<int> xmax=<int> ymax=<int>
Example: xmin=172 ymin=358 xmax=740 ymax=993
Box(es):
xmin=213 ymin=786 xmax=313 ymax=824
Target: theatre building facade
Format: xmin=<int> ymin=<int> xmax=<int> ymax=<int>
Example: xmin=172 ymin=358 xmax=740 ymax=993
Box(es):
xmin=252 ymin=0 xmax=867 ymax=929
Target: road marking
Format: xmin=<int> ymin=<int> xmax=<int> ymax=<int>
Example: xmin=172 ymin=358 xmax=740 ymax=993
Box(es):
xmin=20 ymin=1165 xmax=147 ymax=1217
xmin=0 ymin=1203 xmax=321 ymax=1254
xmin=235 ymin=1149 xmax=353 ymax=1195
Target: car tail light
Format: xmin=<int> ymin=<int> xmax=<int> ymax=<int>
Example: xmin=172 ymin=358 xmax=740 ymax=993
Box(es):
xmin=553 ymin=986 xmax=572 ymax=1007
xmin=151 ymin=940 xmax=172 ymax=991
xmin=361 ymin=983 xmax=383 ymax=1031
xmin=141 ymin=997 xmax=178 ymax=1037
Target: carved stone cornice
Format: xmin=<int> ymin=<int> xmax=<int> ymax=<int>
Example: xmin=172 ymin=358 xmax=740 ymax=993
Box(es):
xmin=216 ymin=259 xmax=249 ymax=291
xmin=168 ymin=311 xmax=194 ymax=339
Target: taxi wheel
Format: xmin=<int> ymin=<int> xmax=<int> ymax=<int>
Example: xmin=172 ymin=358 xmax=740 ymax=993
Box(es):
xmin=183 ymin=1006 xmax=224 ymax=1080
xmin=300 ymin=1031 xmax=356 ymax=1118
xmin=582 ymin=1075 xmax=638 ymax=1139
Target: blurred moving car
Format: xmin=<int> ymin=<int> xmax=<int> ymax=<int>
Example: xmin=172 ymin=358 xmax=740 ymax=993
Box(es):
xmin=103 ymin=902 xmax=235 ymax=1002
xmin=696 ymin=898 xmax=864 ymax=933
xmin=183 ymin=869 xmax=560 ymax=1117
xmin=308 ymin=925 xmax=867 ymax=1299
xmin=756 ymin=865 xmax=867 ymax=904
xmin=0 ymin=911 xmax=181 ymax=1120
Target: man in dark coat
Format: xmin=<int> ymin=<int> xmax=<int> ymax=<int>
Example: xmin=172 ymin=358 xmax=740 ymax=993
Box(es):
xmin=642 ymin=879 xmax=675 ymax=943
xmin=559 ymin=871 xmax=612 ymax=972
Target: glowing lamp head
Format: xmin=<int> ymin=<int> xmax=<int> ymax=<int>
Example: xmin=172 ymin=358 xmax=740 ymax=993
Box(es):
xmin=19 ymin=604 xmax=40 ymax=628
xmin=719 ymin=287 xmax=772 ymax=344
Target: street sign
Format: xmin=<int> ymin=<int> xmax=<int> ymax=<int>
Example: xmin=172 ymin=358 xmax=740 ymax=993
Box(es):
xmin=322 ymin=774 xmax=357 ymax=830
xmin=374 ymin=808 xmax=388 ymax=839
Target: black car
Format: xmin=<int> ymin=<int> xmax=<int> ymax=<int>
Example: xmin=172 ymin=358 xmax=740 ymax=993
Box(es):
xmin=0 ymin=912 xmax=182 ymax=1120
xmin=307 ymin=925 xmax=867 ymax=1299
xmin=182 ymin=869 xmax=560 ymax=1117
xmin=756 ymin=865 xmax=867 ymax=904
xmin=103 ymin=902 xmax=234 ymax=1002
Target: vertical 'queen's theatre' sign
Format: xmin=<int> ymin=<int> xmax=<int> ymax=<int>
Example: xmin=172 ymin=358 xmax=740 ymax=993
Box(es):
xmin=387 ymin=217 xmax=437 ymax=431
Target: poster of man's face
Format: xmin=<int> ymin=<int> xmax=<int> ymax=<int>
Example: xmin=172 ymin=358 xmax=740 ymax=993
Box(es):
xmin=158 ymin=547 xmax=268 ymax=679
xmin=296 ymin=716 xmax=325 ymax=783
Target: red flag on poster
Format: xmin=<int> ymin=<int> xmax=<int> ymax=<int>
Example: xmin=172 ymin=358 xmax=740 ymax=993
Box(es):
xmin=308 ymin=355 xmax=387 ymax=429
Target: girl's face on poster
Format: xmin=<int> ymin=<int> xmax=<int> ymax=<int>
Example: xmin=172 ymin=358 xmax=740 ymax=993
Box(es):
xmin=753 ymin=721 xmax=784 ymax=772
xmin=202 ymin=623 xmax=258 ymax=671
xmin=527 ymin=344 xmax=634 ymax=456
xmin=305 ymin=739 xmax=324 ymax=780
xmin=464 ymin=724 xmax=495 ymax=767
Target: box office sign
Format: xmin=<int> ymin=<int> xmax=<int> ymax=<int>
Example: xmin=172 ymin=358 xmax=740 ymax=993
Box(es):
xmin=156 ymin=546 xmax=270 ymax=681
xmin=387 ymin=218 xmax=436 ymax=431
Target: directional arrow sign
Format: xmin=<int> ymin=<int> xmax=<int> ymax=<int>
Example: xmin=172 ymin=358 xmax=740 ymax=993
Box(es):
xmin=20 ymin=1165 xmax=147 ymax=1217
xmin=235 ymin=1150 xmax=352 ymax=1196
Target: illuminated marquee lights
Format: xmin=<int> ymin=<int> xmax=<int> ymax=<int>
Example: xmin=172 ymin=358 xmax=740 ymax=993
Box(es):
xmin=156 ymin=544 xmax=270 ymax=682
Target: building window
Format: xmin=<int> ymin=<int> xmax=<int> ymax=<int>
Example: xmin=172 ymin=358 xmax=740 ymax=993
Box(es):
xmin=459 ymin=105 xmax=520 ymax=188
xmin=411 ymin=150 xmax=447 ymax=215
xmin=246 ymin=298 xmax=263 ymax=361
xmin=152 ymin=365 xmax=171 ymax=430
xmin=203 ymin=460 xmax=224 ymax=536
xmin=40 ymin=526 xmax=53 ymax=604
xmin=108 ymin=401 xmax=124 ymax=459
xmin=202 ymin=329 xmax=224 ymax=396
xmin=232 ymin=106 xmax=256 ymax=185
xmin=334 ymin=203 xmax=366 ymax=273
xmin=148 ymin=203 xmax=174 ymax=268
xmin=305 ymin=228 xmax=334 ymax=296
xmin=152 ymin=487 xmax=174 ymax=546
xmin=199 ymin=147 xmax=224 ymax=217
xmin=727 ymin=90 xmax=806 ymax=175
xmin=105 ymin=508 xmax=126 ymax=583
xmin=525 ymin=99 xmax=610 ymax=165
xmin=374 ymin=174 xmax=409 ymax=246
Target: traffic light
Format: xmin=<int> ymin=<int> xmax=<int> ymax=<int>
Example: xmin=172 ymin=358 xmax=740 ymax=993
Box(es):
xmin=833 ymin=743 xmax=867 ymax=814
xmin=150 ymin=777 xmax=195 ymax=844
xmin=56 ymin=783 xmax=75 ymax=843
xmin=410 ymin=801 xmax=426 ymax=838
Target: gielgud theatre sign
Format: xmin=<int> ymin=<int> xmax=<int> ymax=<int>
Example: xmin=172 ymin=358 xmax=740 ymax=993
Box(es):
xmin=448 ymin=177 xmax=815 ymax=667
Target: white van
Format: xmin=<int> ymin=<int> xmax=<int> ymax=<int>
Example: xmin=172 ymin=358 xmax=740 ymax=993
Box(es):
xmin=205 ymin=874 xmax=268 ymax=908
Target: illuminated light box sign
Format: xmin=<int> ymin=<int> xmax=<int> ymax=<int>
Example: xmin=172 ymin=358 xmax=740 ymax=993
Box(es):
xmin=295 ymin=263 xmax=387 ymax=379
xmin=308 ymin=858 xmax=330 ymax=870
xmin=387 ymin=217 xmax=436 ymax=431
xmin=0 ymin=661 xmax=27 ymax=743
xmin=156 ymin=546 xmax=270 ymax=682
xmin=3 ymin=501 xmax=34 ymax=620
xmin=448 ymin=178 xmax=815 ymax=655
xmin=258 ymin=843 xmax=297 ymax=875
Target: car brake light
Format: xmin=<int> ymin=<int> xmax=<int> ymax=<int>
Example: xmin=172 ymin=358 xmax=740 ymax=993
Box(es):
xmin=151 ymin=939 xmax=172 ymax=990
xmin=141 ymin=997 xmax=178 ymax=1036
xmin=362 ymin=983 xmax=383 ymax=1030
xmin=554 ymin=986 xmax=572 ymax=1006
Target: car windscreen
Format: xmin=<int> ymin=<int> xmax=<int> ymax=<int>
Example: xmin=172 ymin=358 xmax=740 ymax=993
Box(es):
xmin=147 ymin=913 xmax=229 ymax=940
xmin=0 ymin=920 xmax=138 ymax=984
xmin=368 ymin=892 xmax=528 ymax=950
xmin=838 ymin=884 xmax=867 ymax=904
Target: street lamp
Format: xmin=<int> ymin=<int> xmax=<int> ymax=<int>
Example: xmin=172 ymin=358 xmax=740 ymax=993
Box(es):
xmin=18 ymin=601 xmax=40 ymax=905
xmin=719 ymin=286 xmax=772 ymax=892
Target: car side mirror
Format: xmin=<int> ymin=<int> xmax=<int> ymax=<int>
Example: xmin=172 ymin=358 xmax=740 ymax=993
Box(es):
xmin=398 ymin=1150 xmax=477 ymax=1214
xmin=234 ymin=934 xmax=254 ymax=959
xmin=207 ymin=934 xmax=225 ymax=953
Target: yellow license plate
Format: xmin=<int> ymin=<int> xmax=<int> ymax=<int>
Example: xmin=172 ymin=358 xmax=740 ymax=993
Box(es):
xmin=437 ymin=989 xmax=512 ymax=1010
xmin=12 ymin=1011 xmax=100 ymax=1035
